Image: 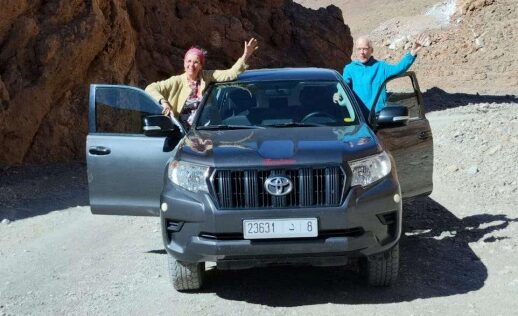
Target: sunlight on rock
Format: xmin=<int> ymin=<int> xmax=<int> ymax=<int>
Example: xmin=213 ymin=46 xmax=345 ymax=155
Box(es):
xmin=425 ymin=0 xmax=458 ymax=26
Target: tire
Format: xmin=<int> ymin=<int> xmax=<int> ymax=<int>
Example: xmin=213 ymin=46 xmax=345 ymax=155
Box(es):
xmin=363 ymin=243 xmax=399 ymax=287
xmin=167 ymin=255 xmax=204 ymax=291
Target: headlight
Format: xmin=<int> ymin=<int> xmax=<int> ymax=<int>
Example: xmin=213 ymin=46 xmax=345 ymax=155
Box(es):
xmin=168 ymin=161 xmax=209 ymax=192
xmin=348 ymin=151 xmax=392 ymax=187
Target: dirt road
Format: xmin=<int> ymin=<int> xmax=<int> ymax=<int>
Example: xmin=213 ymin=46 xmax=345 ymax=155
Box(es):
xmin=1 ymin=99 xmax=517 ymax=315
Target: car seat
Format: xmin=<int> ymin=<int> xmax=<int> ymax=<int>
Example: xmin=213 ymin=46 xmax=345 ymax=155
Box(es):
xmin=299 ymin=86 xmax=340 ymax=120
xmin=222 ymin=88 xmax=257 ymax=125
xmin=227 ymin=89 xmax=256 ymax=116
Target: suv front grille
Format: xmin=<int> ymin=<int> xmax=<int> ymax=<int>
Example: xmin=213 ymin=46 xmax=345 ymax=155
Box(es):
xmin=212 ymin=167 xmax=345 ymax=209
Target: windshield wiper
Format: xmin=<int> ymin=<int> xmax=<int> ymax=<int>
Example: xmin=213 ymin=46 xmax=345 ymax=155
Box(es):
xmin=196 ymin=124 xmax=264 ymax=130
xmin=263 ymin=122 xmax=323 ymax=128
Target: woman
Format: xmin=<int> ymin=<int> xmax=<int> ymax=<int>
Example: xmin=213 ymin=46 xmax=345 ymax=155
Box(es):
xmin=145 ymin=38 xmax=259 ymax=128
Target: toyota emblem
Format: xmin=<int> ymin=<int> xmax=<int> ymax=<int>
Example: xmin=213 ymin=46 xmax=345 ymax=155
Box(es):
xmin=264 ymin=176 xmax=293 ymax=196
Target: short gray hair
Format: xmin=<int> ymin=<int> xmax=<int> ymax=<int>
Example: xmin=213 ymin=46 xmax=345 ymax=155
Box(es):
xmin=356 ymin=36 xmax=373 ymax=48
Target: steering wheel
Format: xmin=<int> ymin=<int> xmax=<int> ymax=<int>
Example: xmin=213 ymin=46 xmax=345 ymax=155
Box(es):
xmin=301 ymin=111 xmax=335 ymax=123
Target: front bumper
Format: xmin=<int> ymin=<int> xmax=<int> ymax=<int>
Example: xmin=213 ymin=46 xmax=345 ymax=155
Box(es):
xmin=160 ymin=173 xmax=402 ymax=266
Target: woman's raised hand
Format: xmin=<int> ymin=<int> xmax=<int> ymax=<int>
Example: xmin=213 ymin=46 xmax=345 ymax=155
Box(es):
xmin=242 ymin=38 xmax=259 ymax=61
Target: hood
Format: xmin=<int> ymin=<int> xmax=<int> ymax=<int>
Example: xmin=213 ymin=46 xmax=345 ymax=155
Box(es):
xmin=177 ymin=124 xmax=381 ymax=168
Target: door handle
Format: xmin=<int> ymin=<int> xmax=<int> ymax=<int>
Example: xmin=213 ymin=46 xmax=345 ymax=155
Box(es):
xmin=417 ymin=131 xmax=429 ymax=140
xmin=89 ymin=146 xmax=111 ymax=155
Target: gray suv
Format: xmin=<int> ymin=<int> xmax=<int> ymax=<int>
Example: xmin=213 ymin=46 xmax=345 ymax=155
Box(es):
xmin=87 ymin=68 xmax=433 ymax=291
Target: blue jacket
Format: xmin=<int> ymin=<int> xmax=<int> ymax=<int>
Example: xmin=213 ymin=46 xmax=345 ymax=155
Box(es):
xmin=343 ymin=52 xmax=416 ymax=116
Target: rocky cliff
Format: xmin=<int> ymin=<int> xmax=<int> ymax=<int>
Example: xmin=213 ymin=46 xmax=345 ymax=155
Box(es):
xmin=366 ymin=0 xmax=517 ymax=95
xmin=0 ymin=0 xmax=353 ymax=166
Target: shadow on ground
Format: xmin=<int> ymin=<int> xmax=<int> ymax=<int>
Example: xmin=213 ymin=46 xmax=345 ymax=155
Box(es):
xmin=195 ymin=197 xmax=516 ymax=305
xmin=0 ymin=162 xmax=88 ymax=220
xmin=423 ymin=87 xmax=518 ymax=112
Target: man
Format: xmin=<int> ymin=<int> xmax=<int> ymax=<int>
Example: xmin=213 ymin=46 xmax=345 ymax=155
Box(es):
xmin=342 ymin=34 xmax=428 ymax=118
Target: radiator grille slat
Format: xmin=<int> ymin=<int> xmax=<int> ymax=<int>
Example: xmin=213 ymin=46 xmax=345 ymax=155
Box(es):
xmin=326 ymin=167 xmax=340 ymax=205
xmin=217 ymin=170 xmax=232 ymax=208
xmin=213 ymin=166 xmax=345 ymax=209
xmin=299 ymin=168 xmax=312 ymax=206
xmin=244 ymin=170 xmax=257 ymax=208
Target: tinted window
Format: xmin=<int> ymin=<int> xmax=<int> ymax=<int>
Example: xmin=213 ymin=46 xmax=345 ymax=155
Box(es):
xmin=197 ymin=81 xmax=358 ymax=127
xmin=95 ymin=87 xmax=162 ymax=134
xmin=385 ymin=77 xmax=422 ymax=119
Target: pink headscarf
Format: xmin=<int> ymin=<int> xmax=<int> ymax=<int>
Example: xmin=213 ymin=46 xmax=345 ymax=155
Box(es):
xmin=184 ymin=47 xmax=207 ymax=66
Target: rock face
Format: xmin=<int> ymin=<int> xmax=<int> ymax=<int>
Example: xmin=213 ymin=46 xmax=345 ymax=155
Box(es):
xmin=0 ymin=0 xmax=353 ymax=166
xmin=458 ymin=0 xmax=495 ymax=15
xmin=367 ymin=0 xmax=517 ymax=95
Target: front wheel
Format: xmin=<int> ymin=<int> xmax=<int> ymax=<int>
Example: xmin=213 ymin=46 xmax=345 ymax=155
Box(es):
xmin=167 ymin=255 xmax=205 ymax=291
xmin=363 ymin=243 xmax=399 ymax=286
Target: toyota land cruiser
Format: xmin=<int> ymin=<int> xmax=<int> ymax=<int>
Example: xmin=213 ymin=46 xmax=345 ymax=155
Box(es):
xmin=86 ymin=68 xmax=433 ymax=291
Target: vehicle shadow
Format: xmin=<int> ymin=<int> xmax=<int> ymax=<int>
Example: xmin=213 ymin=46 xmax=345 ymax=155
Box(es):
xmin=423 ymin=87 xmax=518 ymax=112
xmin=0 ymin=162 xmax=89 ymax=221
xmin=203 ymin=197 xmax=516 ymax=305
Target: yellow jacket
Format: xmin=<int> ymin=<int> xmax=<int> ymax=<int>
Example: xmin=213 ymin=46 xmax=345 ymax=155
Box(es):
xmin=145 ymin=56 xmax=248 ymax=117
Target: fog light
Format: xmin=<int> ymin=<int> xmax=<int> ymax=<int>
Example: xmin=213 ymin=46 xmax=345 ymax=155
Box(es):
xmin=393 ymin=194 xmax=401 ymax=203
xmin=161 ymin=202 xmax=168 ymax=212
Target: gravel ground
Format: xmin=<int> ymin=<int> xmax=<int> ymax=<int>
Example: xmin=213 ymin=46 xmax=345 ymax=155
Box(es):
xmin=1 ymin=99 xmax=517 ymax=315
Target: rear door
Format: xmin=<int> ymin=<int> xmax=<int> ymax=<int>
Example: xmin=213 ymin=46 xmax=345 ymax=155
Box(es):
xmin=373 ymin=72 xmax=433 ymax=198
xmin=87 ymin=84 xmax=183 ymax=216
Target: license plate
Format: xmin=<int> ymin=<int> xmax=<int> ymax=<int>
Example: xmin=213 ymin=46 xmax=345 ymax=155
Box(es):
xmin=243 ymin=218 xmax=318 ymax=239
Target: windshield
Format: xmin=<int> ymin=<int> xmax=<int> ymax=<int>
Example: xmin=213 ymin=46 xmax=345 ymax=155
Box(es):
xmin=195 ymin=80 xmax=358 ymax=129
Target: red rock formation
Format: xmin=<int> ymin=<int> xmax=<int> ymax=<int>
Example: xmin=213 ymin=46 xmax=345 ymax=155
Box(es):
xmin=0 ymin=0 xmax=352 ymax=166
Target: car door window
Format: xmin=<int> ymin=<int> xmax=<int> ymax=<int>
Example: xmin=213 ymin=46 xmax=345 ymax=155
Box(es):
xmin=94 ymin=86 xmax=162 ymax=134
xmin=385 ymin=76 xmax=423 ymax=119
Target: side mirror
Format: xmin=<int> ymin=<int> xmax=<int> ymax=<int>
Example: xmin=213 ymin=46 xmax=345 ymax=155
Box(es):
xmin=376 ymin=105 xmax=409 ymax=128
xmin=143 ymin=115 xmax=179 ymax=137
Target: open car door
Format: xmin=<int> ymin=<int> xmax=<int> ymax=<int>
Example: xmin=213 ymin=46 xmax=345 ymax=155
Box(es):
xmin=370 ymin=72 xmax=434 ymax=199
xmin=87 ymin=84 xmax=184 ymax=216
